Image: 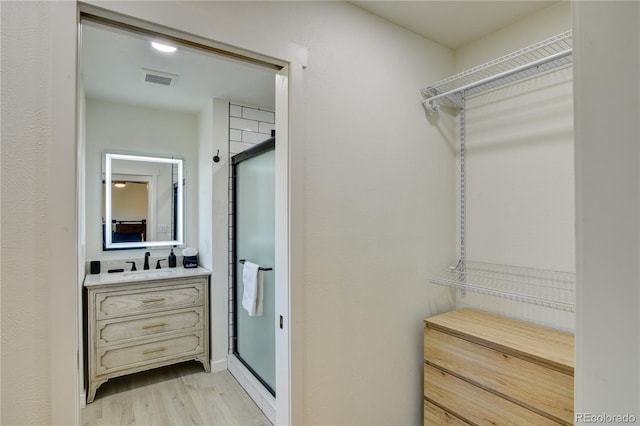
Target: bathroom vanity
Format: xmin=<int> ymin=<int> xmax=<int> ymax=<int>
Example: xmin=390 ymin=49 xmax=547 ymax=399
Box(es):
xmin=84 ymin=267 xmax=210 ymax=403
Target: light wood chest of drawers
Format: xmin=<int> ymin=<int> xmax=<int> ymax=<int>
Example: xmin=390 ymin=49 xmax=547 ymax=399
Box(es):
xmin=86 ymin=274 xmax=210 ymax=403
xmin=423 ymin=308 xmax=574 ymax=425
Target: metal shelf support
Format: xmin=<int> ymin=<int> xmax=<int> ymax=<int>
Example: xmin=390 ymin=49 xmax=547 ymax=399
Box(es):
xmin=421 ymin=31 xmax=573 ymax=113
xmin=422 ymin=31 xmax=575 ymax=310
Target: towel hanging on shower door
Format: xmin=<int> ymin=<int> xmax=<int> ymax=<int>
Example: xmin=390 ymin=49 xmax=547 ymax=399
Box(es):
xmin=242 ymin=261 xmax=263 ymax=316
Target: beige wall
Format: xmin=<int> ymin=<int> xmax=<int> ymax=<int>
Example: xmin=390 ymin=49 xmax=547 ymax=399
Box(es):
xmin=1 ymin=2 xmax=57 ymax=424
xmin=455 ymin=1 xmax=571 ymax=72
xmin=3 ymin=0 xmax=638 ymax=424
xmin=194 ymin=3 xmax=457 ymax=424
xmin=573 ymin=0 xmax=640 ymax=418
xmin=450 ymin=2 xmax=575 ymax=331
xmin=2 ymin=1 xmax=79 ymax=424
xmin=2 ymin=1 xmax=456 ymax=424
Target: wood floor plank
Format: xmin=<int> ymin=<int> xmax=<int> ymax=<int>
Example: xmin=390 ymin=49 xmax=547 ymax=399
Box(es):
xmin=81 ymin=361 xmax=271 ymax=426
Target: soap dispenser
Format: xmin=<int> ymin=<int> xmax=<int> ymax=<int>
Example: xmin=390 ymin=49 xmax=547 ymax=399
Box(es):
xmin=168 ymin=248 xmax=177 ymax=268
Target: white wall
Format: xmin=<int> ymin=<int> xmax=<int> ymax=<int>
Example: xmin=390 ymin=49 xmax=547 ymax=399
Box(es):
xmin=450 ymin=2 xmax=575 ymax=331
xmin=3 ymin=1 xmax=457 ymax=423
xmin=78 ymin=64 xmax=88 ymax=408
xmin=1 ymin=3 xmax=56 ymax=423
xmin=93 ymin=2 xmax=456 ymax=424
xmin=209 ymin=99 xmax=231 ymax=372
xmin=198 ymin=98 xmax=233 ymax=373
xmin=455 ymin=2 xmax=571 ymax=72
xmin=198 ymin=101 xmax=215 ymax=271
xmin=195 ymin=3 xmax=456 ymax=424
xmin=573 ymin=1 xmax=640 ymax=420
xmin=2 ymin=1 xmax=79 ymax=424
xmin=84 ymin=98 xmax=199 ymax=260
xmin=16 ymin=1 xmax=632 ymax=424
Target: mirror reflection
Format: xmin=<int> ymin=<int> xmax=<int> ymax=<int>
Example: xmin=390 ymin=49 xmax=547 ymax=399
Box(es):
xmin=104 ymin=153 xmax=183 ymax=250
xmin=80 ymin=18 xmax=274 ymax=260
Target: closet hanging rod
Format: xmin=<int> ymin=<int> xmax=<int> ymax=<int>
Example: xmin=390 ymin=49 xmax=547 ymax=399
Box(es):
xmin=422 ymin=48 xmax=571 ymax=110
xmin=238 ymin=259 xmax=273 ymax=271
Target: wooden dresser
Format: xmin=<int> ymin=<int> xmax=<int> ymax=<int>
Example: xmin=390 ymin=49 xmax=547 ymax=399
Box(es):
xmin=86 ymin=271 xmax=210 ymax=403
xmin=423 ymin=308 xmax=574 ymax=425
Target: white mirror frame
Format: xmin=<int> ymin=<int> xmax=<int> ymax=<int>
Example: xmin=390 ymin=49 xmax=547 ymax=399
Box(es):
xmin=105 ymin=153 xmax=184 ymax=249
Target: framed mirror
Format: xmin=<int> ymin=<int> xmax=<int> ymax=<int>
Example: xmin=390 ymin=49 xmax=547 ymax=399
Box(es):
xmin=104 ymin=153 xmax=183 ymax=250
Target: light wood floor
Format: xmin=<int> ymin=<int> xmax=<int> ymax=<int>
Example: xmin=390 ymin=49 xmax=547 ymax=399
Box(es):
xmin=81 ymin=361 xmax=272 ymax=426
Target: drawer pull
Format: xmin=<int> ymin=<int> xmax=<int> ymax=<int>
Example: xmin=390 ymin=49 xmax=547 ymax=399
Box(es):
xmin=142 ymin=298 xmax=166 ymax=304
xmin=142 ymin=323 xmax=167 ymax=330
xmin=143 ymin=347 xmax=166 ymax=355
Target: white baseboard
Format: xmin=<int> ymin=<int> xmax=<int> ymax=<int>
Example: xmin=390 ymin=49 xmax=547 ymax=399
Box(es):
xmin=211 ymin=358 xmax=228 ymax=373
xmin=227 ymin=354 xmax=276 ymax=424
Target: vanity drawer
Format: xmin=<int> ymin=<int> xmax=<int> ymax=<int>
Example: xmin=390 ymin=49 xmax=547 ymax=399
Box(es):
xmin=95 ymin=331 xmax=205 ymax=375
xmin=424 ymin=363 xmax=559 ymax=425
xmin=95 ymin=280 xmax=205 ymax=319
xmin=96 ymin=308 xmax=204 ymax=348
xmin=424 ymin=327 xmax=573 ymax=424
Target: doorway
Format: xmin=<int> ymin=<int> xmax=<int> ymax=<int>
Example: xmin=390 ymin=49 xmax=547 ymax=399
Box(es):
xmin=76 ymin=8 xmax=293 ymax=423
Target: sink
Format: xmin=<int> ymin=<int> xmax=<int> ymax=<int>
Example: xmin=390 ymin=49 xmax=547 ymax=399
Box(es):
xmin=121 ymin=269 xmax=178 ymax=280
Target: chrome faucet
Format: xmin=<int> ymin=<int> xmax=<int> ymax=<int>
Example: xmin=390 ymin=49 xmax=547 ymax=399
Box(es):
xmin=144 ymin=252 xmax=150 ymax=270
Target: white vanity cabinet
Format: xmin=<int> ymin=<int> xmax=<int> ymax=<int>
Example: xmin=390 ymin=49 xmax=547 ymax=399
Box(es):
xmin=85 ymin=268 xmax=210 ymax=403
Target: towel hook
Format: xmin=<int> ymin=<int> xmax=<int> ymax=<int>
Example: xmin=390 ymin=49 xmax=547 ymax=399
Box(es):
xmin=213 ymin=150 xmax=220 ymax=163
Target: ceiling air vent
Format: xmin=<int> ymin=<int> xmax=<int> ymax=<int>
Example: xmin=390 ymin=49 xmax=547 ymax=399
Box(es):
xmin=141 ymin=68 xmax=178 ymax=87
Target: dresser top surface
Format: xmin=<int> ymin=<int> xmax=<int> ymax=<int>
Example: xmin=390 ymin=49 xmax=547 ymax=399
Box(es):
xmin=425 ymin=308 xmax=574 ymax=374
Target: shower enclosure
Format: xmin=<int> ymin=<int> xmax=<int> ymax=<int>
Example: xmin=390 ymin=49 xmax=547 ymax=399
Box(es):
xmin=231 ymin=137 xmax=276 ymax=395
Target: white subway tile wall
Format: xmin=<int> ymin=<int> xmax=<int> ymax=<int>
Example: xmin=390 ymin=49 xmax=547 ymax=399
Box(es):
xmin=241 ymin=107 xmax=274 ymax=123
xmin=230 ymin=117 xmax=259 ymax=133
xmin=228 ymin=103 xmax=275 ymax=352
xmin=258 ymin=122 xmax=275 ymax=135
xmin=229 ymin=103 xmax=274 ymax=153
xmin=229 ymin=104 xmax=242 ymax=118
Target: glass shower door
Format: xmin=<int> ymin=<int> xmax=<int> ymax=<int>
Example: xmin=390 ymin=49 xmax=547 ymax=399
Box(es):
xmin=232 ymin=140 xmax=275 ymax=395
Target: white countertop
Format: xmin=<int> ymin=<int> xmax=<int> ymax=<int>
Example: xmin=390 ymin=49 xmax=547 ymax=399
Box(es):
xmin=84 ymin=266 xmax=211 ymax=287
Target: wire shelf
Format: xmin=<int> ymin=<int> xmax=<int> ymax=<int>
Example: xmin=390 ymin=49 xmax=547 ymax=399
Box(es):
xmin=421 ymin=31 xmax=572 ymax=111
xmin=429 ymin=261 xmax=575 ymax=312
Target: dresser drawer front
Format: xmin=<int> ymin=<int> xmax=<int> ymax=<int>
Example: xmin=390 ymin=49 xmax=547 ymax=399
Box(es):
xmin=424 ymin=400 xmax=469 ymax=425
xmin=96 ymin=308 xmax=204 ymax=347
xmin=424 ymin=327 xmax=573 ymax=424
xmin=95 ymin=282 xmax=204 ymax=319
xmin=96 ymin=332 xmax=205 ymax=375
xmin=424 ymin=364 xmax=559 ymax=426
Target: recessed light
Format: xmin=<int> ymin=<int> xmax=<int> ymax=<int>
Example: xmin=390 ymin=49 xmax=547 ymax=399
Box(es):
xmin=151 ymin=41 xmax=177 ymax=53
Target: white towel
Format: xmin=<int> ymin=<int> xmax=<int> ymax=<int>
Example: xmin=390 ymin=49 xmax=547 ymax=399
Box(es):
xmin=241 ymin=261 xmax=263 ymax=316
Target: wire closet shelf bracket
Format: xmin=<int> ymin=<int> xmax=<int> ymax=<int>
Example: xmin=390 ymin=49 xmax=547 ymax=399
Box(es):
xmin=421 ymin=31 xmax=573 ymax=113
xmin=422 ymin=31 xmax=575 ymax=312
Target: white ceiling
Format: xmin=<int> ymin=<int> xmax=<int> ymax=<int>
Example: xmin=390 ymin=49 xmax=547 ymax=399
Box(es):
xmin=81 ymin=2 xmax=557 ymax=113
xmin=350 ymin=1 xmax=557 ymax=49
xmin=81 ymin=21 xmax=277 ymax=114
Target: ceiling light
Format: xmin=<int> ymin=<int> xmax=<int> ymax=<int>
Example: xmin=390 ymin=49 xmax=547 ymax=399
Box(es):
xmin=114 ymin=182 xmax=126 ymax=188
xmin=151 ymin=41 xmax=177 ymax=53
